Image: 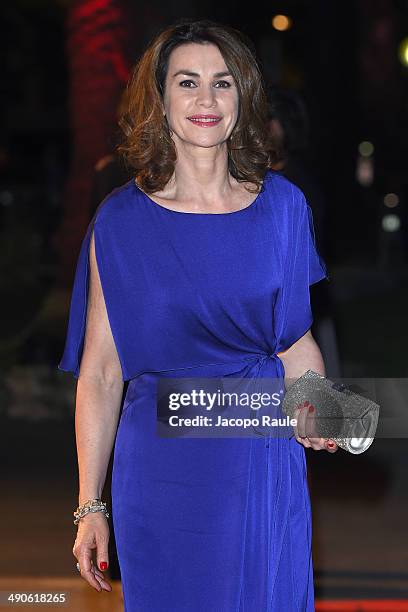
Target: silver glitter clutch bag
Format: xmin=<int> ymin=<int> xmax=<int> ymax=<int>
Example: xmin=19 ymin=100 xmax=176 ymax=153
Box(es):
xmin=282 ymin=370 xmax=380 ymax=454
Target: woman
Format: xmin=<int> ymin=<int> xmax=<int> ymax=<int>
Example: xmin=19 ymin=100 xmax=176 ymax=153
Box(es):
xmin=59 ymin=19 xmax=338 ymax=611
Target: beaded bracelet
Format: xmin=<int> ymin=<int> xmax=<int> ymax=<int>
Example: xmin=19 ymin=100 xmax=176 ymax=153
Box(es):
xmin=73 ymin=498 xmax=110 ymax=525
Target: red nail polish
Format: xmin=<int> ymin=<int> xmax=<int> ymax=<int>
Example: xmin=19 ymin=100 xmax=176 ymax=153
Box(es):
xmin=100 ymin=561 xmax=108 ymax=570
xmin=308 ymin=405 xmax=315 ymax=413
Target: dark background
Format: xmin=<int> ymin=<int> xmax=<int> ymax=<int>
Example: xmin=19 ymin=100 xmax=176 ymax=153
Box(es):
xmin=1 ymin=0 xmax=408 ymax=607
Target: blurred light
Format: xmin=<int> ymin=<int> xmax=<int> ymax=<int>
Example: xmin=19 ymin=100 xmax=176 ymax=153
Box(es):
xmin=356 ymin=156 xmax=374 ymax=187
xmin=358 ymin=141 xmax=374 ymax=157
xmin=272 ymin=14 xmax=292 ymax=31
xmin=398 ymin=37 xmax=408 ymax=67
xmin=382 ymin=214 xmax=400 ymax=232
xmin=384 ymin=193 xmax=399 ymax=208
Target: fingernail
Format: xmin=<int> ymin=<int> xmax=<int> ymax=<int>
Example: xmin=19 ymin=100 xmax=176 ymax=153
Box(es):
xmin=308 ymin=405 xmax=315 ymax=413
xmin=100 ymin=561 xmax=108 ymax=570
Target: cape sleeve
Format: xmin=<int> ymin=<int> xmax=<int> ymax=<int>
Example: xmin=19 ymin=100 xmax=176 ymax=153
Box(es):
xmin=276 ymin=189 xmax=330 ymax=353
xmin=57 ymin=213 xmax=128 ymax=382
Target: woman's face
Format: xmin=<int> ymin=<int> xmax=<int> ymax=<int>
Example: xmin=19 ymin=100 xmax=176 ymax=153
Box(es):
xmin=162 ymin=42 xmax=239 ymax=151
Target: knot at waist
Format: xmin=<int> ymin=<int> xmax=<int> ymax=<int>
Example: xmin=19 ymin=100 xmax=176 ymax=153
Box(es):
xmin=250 ymin=351 xmax=283 ymax=379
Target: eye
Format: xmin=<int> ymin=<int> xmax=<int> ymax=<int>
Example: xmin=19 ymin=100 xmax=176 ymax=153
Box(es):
xmin=214 ymin=80 xmax=232 ymax=88
xmin=179 ymin=80 xmax=197 ymax=88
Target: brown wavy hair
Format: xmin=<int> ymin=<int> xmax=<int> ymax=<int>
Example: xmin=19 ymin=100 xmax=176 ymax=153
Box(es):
xmin=116 ymin=19 xmax=279 ymax=194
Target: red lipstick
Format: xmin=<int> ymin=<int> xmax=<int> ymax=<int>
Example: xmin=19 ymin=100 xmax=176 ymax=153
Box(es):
xmin=187 ymin=114 xmax=222 ymax=127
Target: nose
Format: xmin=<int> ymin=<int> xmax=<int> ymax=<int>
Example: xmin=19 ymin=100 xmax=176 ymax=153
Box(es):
xmin=196 ymin=84 xmax=217 ymax=108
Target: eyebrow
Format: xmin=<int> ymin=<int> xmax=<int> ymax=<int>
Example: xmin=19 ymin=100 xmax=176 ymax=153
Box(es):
xmin=172 ymin=70 xmax=232 ymax=78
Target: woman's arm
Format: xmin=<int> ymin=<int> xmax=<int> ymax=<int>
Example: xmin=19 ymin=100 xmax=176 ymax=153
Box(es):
xmin=277 ymin=329 xmax=338 ymax=453
xmin=277 ymin=329 xmax=325 ymax=384
xmin=73 ymin=231 xmax=124 ymax=592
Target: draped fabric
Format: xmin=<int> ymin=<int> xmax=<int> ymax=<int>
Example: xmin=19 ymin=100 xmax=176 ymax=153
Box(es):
xmin=58 ymin=169 xmax=328 ymax=611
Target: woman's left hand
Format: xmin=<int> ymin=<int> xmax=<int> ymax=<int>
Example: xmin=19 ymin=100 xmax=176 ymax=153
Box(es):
xmin=293 ymin=400 xmax=338 ymax=453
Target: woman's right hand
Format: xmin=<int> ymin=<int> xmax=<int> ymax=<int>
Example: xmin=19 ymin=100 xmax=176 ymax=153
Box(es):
xmin=73 ymin=513 xmax=112 ymax=592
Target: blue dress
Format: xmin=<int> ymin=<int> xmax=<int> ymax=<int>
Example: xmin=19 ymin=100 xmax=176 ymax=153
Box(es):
xmin=58 ymin=169 xmax=329 ymax=611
